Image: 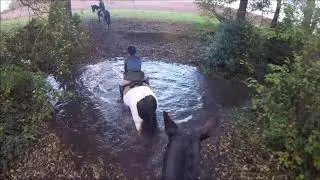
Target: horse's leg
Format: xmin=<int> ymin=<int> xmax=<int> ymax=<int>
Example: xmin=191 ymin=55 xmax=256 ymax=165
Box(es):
xmin=104 ymin=16 xmax=107 ymax=27
xmin=97 ymin=12 xmax=100 ymax=23
xmin=108 ymin=16 xmax=111 ymax=28
xmin=119 ymin=85 xmax=124 ymax=100
xmin=129 ymin=104 xmax=143 ymax=132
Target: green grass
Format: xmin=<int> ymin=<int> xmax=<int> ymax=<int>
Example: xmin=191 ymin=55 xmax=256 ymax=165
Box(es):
xmin=78 ymin=9 xmax=219 ymax=28
xmin=0 ymin=18 xmax=29 ymax=33
xmin=81 ymin=9 xmax=216 ymax=23
xmin=1 ymin=9 xmax=220 ymax=32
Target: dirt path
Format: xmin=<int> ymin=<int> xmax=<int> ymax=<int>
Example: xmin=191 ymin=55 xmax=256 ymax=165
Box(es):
xmin=1 ymin=0 xmax=198 ymax=20
xmin=86 ymin=18 xmax=201 ymax=64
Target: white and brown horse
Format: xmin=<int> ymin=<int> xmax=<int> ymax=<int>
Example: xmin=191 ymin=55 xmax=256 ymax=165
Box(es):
xmin=123 ymin=81 xmax=158 ymax=137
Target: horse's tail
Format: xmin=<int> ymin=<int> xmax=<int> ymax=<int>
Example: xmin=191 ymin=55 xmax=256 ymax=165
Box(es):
xmin=137 ymin=95 xmax=158 ymax=137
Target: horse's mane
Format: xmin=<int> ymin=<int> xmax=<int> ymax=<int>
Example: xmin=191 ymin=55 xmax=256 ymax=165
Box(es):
xmin=163 ymin=135 xmax=199 ymax=180
xmin=183 ymin=136 xmax=199 ymax=179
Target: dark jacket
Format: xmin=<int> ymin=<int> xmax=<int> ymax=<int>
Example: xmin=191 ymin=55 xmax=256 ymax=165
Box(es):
xmin=124 ymin=56 xmax=144 ymax=81
xmin=124 ymin=55 xmax=141 ymax=73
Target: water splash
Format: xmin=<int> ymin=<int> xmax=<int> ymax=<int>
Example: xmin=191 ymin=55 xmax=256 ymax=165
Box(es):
xmin=79 ymin=60 xmax=205 ymax=127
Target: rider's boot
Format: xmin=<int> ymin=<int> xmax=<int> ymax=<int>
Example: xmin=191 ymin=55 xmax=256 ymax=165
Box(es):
xmin=118 ymin=85 xmax=124 ymax=102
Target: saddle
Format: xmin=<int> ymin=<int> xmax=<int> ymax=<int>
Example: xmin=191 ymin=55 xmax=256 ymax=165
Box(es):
xmin=127 ymin=79 xmax=149 ymax=89
xmin=122 ymin=79 xmax=149 ymax=95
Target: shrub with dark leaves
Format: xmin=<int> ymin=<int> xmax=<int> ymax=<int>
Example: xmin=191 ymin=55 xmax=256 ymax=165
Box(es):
xmin=249 ymin=57 xmax=320 ymax=179
xmin=200 ymin=20 xmax=257 ymax=75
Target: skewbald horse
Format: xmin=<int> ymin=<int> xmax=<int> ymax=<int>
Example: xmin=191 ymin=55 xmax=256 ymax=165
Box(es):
xmin=123 ymin=81 xmax=158 ymax=137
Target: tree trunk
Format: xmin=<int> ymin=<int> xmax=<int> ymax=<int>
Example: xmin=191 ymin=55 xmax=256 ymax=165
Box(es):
xmin=302 ymin=0 xmax=316 ymax=32
xmin=310 ymin=8 xmax=320 ymax=32
xmin=48 ymin=0 xmax=72 ymax=24
xmin=236 ymin=0 xmax=249 ymax=21
xmin=65 ymin=0 xmax=72 ymax=19
xmin=270 ymin=0 xmax=282 ymax=28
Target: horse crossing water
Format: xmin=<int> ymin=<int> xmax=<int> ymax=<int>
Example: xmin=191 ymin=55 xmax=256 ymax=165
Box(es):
xmin=79 ymin=60 xmax=224 ymax=179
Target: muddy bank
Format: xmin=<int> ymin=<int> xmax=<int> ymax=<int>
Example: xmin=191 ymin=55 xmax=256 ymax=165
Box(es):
xmin=2 ymin=132 xmax=127 ymax=179
xmin=86 ymin=19 xmax=201 ymax=65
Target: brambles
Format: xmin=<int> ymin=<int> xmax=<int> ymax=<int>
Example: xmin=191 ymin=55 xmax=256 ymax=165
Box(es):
xmin=0 ymin=3 xmax=88 ymax=172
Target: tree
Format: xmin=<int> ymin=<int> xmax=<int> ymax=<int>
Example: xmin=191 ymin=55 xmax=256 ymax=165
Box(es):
xmin=310 ymin=8 xmax=320 ymax=32
xmin=18 ymin=0 xmax=50 ymax=14
xmin=48 ymin=0 xmax=72 ymax=24
xmin=195 ymin=0 xmax=234 ymax=22
xmin=284 ymin=0 xmax=319 ymax=33
xmin=302 ymin=0 xmax=316 ymax=31
xmin=236 ymin=0 xmax=249 ymax=20
xmin=270 ymin=0 xmax=282 ymax=28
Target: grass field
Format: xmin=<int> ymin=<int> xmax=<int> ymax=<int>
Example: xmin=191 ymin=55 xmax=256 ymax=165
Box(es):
xmin=80 ymin=9 xmax=218 ymax=25
xmin=1 ymin=9 xmax=219 ymax=32
xmin=1 ymin=18 xmax=29 ymax=32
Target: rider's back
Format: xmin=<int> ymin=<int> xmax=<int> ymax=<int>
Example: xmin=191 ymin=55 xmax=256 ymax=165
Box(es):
xmin=124 ymin=55 xmax=144 ymax=82
xmin=126 ymin=55 xmax=141 ymax=72
xmin=99 ymin=1 xmax=106 ymax=10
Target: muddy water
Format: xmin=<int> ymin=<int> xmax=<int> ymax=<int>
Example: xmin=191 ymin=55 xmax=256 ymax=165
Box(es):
xmin=52 ymin=59 xmax=249 ymax=179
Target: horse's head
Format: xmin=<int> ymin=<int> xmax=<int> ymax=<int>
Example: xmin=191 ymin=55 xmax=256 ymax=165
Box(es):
xmin=91 ymin=5 xmax=96 ymax=12
xmin=162 ymin=111 xmax=215 ymax=180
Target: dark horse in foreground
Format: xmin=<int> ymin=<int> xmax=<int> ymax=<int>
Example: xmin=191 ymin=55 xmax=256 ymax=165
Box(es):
xmin=91 ymin=5 xmax=111 ymax=28
xmin=162 ymin=111 xmax=216 ymax=180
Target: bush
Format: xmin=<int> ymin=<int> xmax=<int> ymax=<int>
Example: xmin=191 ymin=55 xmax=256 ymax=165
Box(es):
xmin=215 ymin=107 xmax=294 ymax=179
xmin=249 ymin=58 xmax=320 ymax=179
xmin=0 ymin=3 xmax=87 ymax=172
xmin=198 ymin=19 xmax=306 ymax=81
xmin=2 ymin=12 xmax=87 ymax=83
xmin=200 ymin=20 xmax=261 ymax=75
xmin=0 ymin=66 xmax=54 ymax=171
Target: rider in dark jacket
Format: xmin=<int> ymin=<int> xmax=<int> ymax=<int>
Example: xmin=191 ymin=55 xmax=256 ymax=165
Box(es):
xmin=119 ymin=46 xmax=147 ymax=101
xmin=124 ymin=46 xmax=144 ymax=80
xmin=97 ymin=0 xmax=106 ymax=16
xmin=99 ymin=0 xmax=106 ymax=10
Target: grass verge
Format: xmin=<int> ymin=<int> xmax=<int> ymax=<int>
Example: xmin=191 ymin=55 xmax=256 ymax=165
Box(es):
xmin=81 ymin=9 xmax=217 ymax=24
xmin=1 ymin=9 xmax=219 ymax=32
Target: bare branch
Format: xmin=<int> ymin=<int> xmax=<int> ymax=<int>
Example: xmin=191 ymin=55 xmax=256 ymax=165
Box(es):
xmin=195 ymin=0 xmax=228 ymax=22
xmin=19 ymin=0 xmax=50 ymax=15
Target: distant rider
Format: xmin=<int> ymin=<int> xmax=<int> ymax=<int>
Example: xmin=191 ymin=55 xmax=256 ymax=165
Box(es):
xmin=97 ymin=0 xmax=106 ymax=16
